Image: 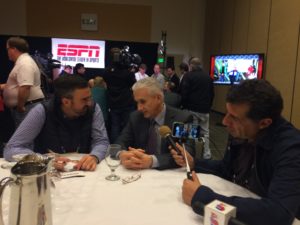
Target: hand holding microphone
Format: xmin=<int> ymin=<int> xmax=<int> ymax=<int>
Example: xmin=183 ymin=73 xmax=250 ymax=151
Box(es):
xmin=159 ymin=125 xmax=195 ymax=169
xmin=159 ymin=125 xmax=195 ymax=179
xmin=158 ymin=125 xmax=181 ymax=154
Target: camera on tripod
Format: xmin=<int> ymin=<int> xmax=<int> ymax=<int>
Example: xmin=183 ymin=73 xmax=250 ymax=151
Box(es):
xmin=111 ymin=46 xmax=141 ymax=68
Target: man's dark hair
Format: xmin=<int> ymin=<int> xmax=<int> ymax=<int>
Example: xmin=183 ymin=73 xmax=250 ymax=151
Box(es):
xmin=7 ymin=37 xmax=29 ymax=53
xmin=64 ymin=65 xmax=72 ymax=70
xmin=167 ymin=65 xmax=175 ymax=71
xmin=54 ymin=75 xmax=88 ymax=99
xmin=74 ymin=63 xmax=84 ymax=73
xmin=226 ymin=79 xmax=283 ymax=121
xmin=139 ymin=63 xmax=147 ymax=70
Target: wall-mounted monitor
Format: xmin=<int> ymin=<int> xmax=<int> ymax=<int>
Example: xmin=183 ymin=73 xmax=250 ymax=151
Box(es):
xmin=51 ymin=38 xmax=105 ymax=68
xmin=209 ymin=53 xmax=264 ymax=85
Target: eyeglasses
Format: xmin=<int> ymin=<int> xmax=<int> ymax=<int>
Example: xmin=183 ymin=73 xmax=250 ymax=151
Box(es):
xmin=122 ymin=173 xmax=141 ymax=184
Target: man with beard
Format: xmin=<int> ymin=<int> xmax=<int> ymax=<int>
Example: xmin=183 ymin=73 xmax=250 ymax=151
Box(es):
xmin=4 ymin=75 xmax=109 ymax=171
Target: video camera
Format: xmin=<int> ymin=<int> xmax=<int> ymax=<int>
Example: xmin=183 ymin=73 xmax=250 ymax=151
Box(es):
xmin=32 ymin=51 xmax=61 ymax=79
xmin=32 ymin=51 xmax=61 ymax=97
xmin=111 ymin=46 xmax=141 ymax=68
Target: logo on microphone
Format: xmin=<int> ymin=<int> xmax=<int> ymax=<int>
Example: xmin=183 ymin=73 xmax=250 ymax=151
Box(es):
xmin=215 ymin=203 xmax=225 ymax=211
xmin=210 ymin=212 xmax=219 ymax=225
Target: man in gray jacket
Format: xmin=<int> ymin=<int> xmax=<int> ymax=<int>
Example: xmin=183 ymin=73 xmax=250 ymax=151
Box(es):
xmin=116 ymin=77 xmax=194 ymax=170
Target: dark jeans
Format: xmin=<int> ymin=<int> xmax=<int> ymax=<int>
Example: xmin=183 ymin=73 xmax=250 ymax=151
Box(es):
xmin=110 ymin=106 xmax=135 ymax=143
xmin=0 ymin=106 xmax=14 ymax=143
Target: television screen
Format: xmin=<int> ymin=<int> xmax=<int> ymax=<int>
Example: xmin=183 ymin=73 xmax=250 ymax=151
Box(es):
xmin=51 ymin=38 xmax=105 ymax=68
xmin=209 ymin=53 xmax=264 ymax=85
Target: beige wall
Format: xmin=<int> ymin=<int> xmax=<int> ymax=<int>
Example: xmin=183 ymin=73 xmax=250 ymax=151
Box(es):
xmin=204 ymin=0 xmax=300 ymax=128
xmin=26 ymin=0 xmax=151 ymax=42
xmin=0 ymin=0 xmax=27 ymax=35
xmin=0 ymin=0 xmax=206 ymax=63
xmin=291 ymin=24 xmax=300 ymax=127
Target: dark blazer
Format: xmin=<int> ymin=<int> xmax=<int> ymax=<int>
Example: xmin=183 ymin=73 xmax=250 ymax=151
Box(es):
xmin=115 ymin=105 xmax=194 ymax=170
xmin=164 ymin=90 xmax=182 ymax=108
xmin=170 ymin=74 xmax=180 ymax=93
xmin=180 ymin=68 xmax=214 ymax=113
xmin=192 ymin=117 xmax=300 ymax=225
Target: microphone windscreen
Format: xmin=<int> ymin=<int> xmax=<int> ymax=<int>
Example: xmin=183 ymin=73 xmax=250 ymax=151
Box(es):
xmin=158 ymin=125 xmax=172 ymax=137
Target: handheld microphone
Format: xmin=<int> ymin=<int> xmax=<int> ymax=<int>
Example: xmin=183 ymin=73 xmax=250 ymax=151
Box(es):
xmin=158 ymin=125 xmax=181 ymax=154
xmin=192 ymin=200 xmax=247 ymax=225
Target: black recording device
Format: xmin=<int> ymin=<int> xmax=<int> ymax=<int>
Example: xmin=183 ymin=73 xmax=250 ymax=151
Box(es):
xmin=172 ymin=122 xmax=201 ymax=140
xmin=111 ymin=46 xmax=141 ymax=68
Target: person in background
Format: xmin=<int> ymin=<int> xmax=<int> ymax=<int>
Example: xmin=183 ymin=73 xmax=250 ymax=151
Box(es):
xmin=116 ymin=77 xmax=194 ymax=170
xmin=4 ymin=75 xmax=109 ymax=171
xmin=74 ymin=63 xmax=89 ymax=81
xmin=135 ymin=63 xmax=149 ymax=81
xmin=180 ymin=57 xmax=214 ymax=159
xmin=0 ymin=84 xmax=4 ymax=112
xmin=151 ymin=64 xmax=165 ymax=89
xmin=178 ymin=62 xmax=189 ymax=93
xmin=102 ymin=47 xmax=136 ymax=143
xmin=91 ymin=76 xmax=108 ymax=126
xmin=59 ymin=65 xmax=72 ymax=76
xmin=3 ymin=37 xmax=44 ymax=127
xmin=166 ymin=66 xmax=179 ymax=92
xmin=163 ymin=81 xmax=181 ymax=108
xmin=171 ymin=79 xmax=300 ymax=225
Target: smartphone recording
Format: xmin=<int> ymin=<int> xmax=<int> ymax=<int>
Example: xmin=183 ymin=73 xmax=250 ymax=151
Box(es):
xmin=172 ymin=122 xmax=201 ymax=139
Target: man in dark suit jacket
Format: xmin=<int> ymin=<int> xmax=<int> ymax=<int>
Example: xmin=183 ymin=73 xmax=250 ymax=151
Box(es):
xmin=116 ymin=77 xmax=194 ymax=170
xmin=166 ymin=66 xmax=180 ymax=93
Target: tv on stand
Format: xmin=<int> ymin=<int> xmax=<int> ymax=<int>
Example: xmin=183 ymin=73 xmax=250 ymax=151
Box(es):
xmin=209 ymin=53 xmax=264 ymax=85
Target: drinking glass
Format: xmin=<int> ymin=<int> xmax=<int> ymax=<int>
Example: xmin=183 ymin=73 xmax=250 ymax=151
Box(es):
xmin=105 ymin=144 xmax=121 ymax=181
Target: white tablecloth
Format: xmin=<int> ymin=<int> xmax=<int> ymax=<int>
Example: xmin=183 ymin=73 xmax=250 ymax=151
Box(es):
xmin=0 ymin=156 xmax=298 ymax=225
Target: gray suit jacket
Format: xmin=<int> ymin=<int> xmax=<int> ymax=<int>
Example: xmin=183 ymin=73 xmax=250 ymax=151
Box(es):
xmin=115 ymin=105 xmax=194 ymax=170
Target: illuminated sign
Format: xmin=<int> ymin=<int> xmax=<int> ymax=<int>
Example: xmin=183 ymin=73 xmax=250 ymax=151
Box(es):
xmin=51 ymin=38 xmax=105 ymax=68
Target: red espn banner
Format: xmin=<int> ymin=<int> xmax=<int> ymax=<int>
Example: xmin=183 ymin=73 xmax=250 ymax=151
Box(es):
xmin=51 ymin=38 xmax=105 ymax=68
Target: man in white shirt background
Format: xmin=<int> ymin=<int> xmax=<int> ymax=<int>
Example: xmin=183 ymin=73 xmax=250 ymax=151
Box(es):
xmin=135 ymin=63 xmax=149 ymax=81
xmin=3 ymin=37 xmax=44 ymax=127
xmin=151 ymin=64 xmax=165 ymax=89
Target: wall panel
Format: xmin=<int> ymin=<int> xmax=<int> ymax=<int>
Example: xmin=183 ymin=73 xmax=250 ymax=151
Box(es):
xmin=247 ymin=0 xmax=271 ymax=53
xmin=26 ymin=0 xmax=151 ymax=42
xmin=231 ymin=0 xmax=250 ymax=53
xmin=266 ymin=0 xmax=299 ymax=120
xmin=0 ymin=0 xmax=26 ymax=35
xmin=219 ymin=0 xmax=235 ymax=54
xmin=291 ymin=24 xmax=300 ymax=127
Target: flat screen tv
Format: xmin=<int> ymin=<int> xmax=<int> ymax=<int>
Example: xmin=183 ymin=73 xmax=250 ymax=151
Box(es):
xmin=209 ymin=53 xmax=264 ymax=85
xmin=51 ymin=38 xmax=105 ymax=68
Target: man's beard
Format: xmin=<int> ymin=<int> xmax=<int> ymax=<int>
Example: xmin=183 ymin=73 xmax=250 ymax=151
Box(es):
xmin=74 ymin=105 xmax=90 ymax=117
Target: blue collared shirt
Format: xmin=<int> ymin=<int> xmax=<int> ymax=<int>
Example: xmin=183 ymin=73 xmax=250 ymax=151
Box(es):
xmin=4 ymin=103 xmax=109 ymax=162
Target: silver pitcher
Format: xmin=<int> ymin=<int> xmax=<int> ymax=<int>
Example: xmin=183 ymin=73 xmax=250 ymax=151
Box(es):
xmin=0 ymin=154 xmax=53 ymax=225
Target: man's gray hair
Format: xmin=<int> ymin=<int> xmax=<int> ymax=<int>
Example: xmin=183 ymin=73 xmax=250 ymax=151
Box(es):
xmin=189 ymin=57 xmax=202 ymax=71
xmin=132 ymin=77 xmax=164 ymax=98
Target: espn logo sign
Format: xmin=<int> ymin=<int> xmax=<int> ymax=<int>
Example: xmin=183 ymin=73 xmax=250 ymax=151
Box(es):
xmin=57 ymin=44 xmax=100 ymax=57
